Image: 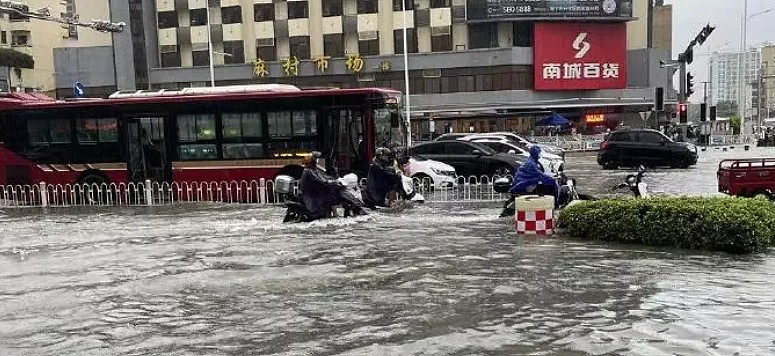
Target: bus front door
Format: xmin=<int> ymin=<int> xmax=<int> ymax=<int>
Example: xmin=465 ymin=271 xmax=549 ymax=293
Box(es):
xmin=323 ymin=108 xmax=365 ymax=175
xmin=126 ymin=118 xmax=172 ymax=184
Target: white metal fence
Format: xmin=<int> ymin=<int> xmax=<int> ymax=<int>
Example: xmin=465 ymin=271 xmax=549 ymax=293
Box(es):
xmin=0 ymin=176 xmax=509 ymax=209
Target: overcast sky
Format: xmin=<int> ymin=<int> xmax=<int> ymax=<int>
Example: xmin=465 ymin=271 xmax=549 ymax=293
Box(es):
xmin=665 ymin=0 xmax=775 ymax=101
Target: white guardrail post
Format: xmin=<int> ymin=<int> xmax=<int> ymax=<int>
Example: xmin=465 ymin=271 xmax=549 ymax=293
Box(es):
xmin=39 ymin=182 xmax=48 ymax=208
xmin=259 ymin=178 xmax=267 ymax=204
xmin=144 ymin=179 xmax=153 ymax=206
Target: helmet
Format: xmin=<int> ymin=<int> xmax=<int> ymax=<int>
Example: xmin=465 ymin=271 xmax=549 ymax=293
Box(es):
xmin=529 ymin=145 xmax=542 ymax=160
xmin=375 ymin=147 xmax=393 ymax=165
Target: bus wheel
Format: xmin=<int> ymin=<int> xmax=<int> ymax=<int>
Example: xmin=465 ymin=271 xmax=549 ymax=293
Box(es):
xmin=76 ymin=172 xmax=110 ymax=205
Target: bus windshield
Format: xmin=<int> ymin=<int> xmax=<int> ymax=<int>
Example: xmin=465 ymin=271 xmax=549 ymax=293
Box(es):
xmin=374 ymin=106 xmax=407 ymax=150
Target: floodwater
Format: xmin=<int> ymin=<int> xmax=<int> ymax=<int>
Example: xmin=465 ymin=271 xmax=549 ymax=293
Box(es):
xmin=1 ymin=147 xmax=774 ymax=356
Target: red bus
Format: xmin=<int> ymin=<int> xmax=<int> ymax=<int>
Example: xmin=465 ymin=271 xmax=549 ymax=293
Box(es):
xmin=0 ymin=85 xmax=407 ymax=188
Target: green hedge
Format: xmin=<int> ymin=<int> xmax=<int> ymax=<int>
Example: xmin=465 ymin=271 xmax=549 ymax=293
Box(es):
xmin=557 ymin=197 xmax=775 ymax=254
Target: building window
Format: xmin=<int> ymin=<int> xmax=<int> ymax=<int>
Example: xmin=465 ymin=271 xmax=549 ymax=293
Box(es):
xmin=288 ymin=1 xmax=309 ymax=19
xmin=192 ymin=50 xmax=210 ymax=66
xmin=11 ymin=32 xmax=29 ymax=46
xmin=256 ymin=38 xmax=276 ymax=61
xmin=469 ymin=23 xmax=498 ymax=49
xmin=0 ymin=31 xmax=6 ymax=45
xmin=161 ymin=51 xmax=181 ymax=67
xmin=254 ymin=3 xmax=274 ymax=22
xmin=223 ymin=41 xmax=245 ymax=64
xmin=513 ymin=22 xmax=532 ymax=47
xmin=357 ymin=0 xmax=378 ymax=14
xmin=394 ymin=29 xmax=417 ymax=54
xmin=158 ymin=11 xmax=178 ymax=29
xmin=430 ymin=0 xmax=450 ymax=7
xmin=289 ymin=36 xmax=310 ymax=60
xmin=322 ymin=0 xmax=343 ymax=17
xmin=221 ymin=6 xmax=242 ymax=24
xmin=324 ymin=34 xmax=345 ymax=58
xmin=431 ymin=27 xmax=452 ymax=52
xmin=190 ymin=8 xmax=208 ymax=26
xmin=359 ymin=38 xmax=380 ymax=56
xmin=393 ymin=0 xmax=413 ymax=11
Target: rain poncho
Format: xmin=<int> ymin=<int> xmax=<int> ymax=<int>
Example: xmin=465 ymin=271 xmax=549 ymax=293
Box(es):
xmin=510 ymin=146 xmax=558 ymax=199
xmin=299 ymin=167 xmax=344 ymax=220
xmin=363 ymin=159 xmax=400 ymax=209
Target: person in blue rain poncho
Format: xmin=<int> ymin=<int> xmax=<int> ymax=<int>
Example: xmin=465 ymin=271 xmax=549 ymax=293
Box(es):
xmin=509 ymin=145 xmax=560 ymax=207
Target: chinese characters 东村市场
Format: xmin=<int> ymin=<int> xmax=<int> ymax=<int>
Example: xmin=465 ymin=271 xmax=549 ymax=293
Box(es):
xmin=542 ymin=62 xmax=620 ymax=80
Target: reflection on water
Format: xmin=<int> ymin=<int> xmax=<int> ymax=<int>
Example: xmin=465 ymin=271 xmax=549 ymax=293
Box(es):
xmin=0 ymin=149 xmax=774 ymax=356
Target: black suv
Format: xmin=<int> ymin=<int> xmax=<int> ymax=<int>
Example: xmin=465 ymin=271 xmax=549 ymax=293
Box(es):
xmin=598 ymin=129 xmax=698 ymax=169
xmin=411 ymin=140 xmax=521 ymax=177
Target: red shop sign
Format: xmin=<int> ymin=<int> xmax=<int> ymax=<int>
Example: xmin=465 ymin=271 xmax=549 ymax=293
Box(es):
xmin=534 ymin=22 xmax=627 ymax=91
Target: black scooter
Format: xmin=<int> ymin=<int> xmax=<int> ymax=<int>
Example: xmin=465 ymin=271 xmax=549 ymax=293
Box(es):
xmin=613 ymin=165 xmax=650 ymax=198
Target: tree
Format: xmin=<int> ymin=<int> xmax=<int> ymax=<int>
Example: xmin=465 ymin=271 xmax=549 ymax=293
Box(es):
xmin=0 ymin=48 xmax=34 ymax=91
xmin=716 ymin=100 xmax=738 ymax=118
xmin=730 ymin=115 xmax=741 ymax=135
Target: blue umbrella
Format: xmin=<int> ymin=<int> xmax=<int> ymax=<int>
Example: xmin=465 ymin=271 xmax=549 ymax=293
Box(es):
xmin=537 ymin=114 xmax=571 ymax=127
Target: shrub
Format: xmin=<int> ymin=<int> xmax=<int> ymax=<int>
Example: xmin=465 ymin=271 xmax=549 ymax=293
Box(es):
xmin=557 ymin=197 xmax=775 ymax=254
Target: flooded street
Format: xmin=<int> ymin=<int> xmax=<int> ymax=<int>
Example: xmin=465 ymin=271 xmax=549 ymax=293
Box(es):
xmin=1 ymin=148 xmax=774 ymax=355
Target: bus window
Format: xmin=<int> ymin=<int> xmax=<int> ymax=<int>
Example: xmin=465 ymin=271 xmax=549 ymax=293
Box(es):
xmin=178 ymin=114 xmax=216 ymax=141
xmin=27 ymin=119 xmax=48 ymax=145
xmin=76 ymin=119 xmax=99 ymax=143
xmin=49 ymin=119 xmax=72 ymax=144
xmin=223 ymin=143 xmax=264 ymax=159
xmin=222 ymin=112 xmax=262 ymax=140
xmin=178 ymin=144 xmax=217 ymax=160
xmin=292 ymin=110 xmax=317 ymax=136
xmin=268 ymin=111 xmax=292 ymax=138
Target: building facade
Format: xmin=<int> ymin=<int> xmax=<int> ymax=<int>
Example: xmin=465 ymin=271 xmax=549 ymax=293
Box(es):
xmin=0 ymin=0 xmax=68 ymax=95
xmin=55 ymin=0 xmax=673 ymax=136
xmin=761 ymin=45 xmax=775 ymax=119
xmin=710 ymin=49 xmax=761 ymax=107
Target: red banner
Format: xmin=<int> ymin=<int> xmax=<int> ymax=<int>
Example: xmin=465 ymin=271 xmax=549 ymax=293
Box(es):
xmin=534 ymin=22 xmax=627 ymax=91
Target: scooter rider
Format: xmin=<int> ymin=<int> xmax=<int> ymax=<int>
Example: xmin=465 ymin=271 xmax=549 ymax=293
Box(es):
xmin=362 ymin=147 xmax=402 ymax=209
xmin=509 ymin=145 xmax=561 ymax=208
xmin=299 ymin=151 xmax=367 ymax=220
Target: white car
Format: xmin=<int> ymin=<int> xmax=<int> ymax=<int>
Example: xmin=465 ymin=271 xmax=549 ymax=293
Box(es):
xmin=472 ymin=139 xmax=565 ymax=172
xmin=406 ymin=156 xmax=457 ymax=191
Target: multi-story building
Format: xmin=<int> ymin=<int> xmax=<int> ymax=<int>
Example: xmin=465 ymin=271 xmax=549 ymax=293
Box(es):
xmin=761 ymin=45 xmax=775 ymax=119
xmin=710 ymin=49 xmax=761 ymax=108
xmin=55 ymin=0 xmax=673 ymax=135
xmin=0 ymin=0 xmax=68 ymax=95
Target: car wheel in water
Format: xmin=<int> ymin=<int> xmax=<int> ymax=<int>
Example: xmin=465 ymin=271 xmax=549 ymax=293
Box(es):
xmin=412 ymin=173 xmax=433 ymax=193
xmin=493 ymin=165 xmax=513 ymax=178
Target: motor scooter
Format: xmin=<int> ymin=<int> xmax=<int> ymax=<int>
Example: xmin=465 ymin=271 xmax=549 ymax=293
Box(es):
xmin=613 ymin=165 xmax=650 ymax=198
xmin=494 ymin=166 xmax=593 ymax=218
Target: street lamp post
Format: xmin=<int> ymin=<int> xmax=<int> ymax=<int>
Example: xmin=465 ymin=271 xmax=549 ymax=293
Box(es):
xmin=206 ymin=4 xmax=215 ymax=87
xmin=401 ymin=0 xmax=411 ymax=146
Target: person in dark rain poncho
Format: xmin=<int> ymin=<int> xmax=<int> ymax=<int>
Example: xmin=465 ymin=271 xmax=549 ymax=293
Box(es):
xmin=299 ymin=152 xmax=367 ymax=220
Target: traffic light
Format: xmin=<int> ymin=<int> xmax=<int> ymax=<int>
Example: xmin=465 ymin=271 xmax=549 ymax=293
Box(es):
xmin=700 ymin=103 xmax=707 ymax=122
xmin=678 ymin=103 xmax=688 ymax=123
xmin=696 ymin=24 xmax=716 ymax=46
xmin=710 ymin=106 xmax=717 ymax=121
xmin=686 ymin=72 xmax=695 ymax=97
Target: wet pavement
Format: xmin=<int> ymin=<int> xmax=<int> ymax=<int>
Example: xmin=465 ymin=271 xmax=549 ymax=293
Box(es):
xmin=1 ymin=147 xmax=774 ymax=356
